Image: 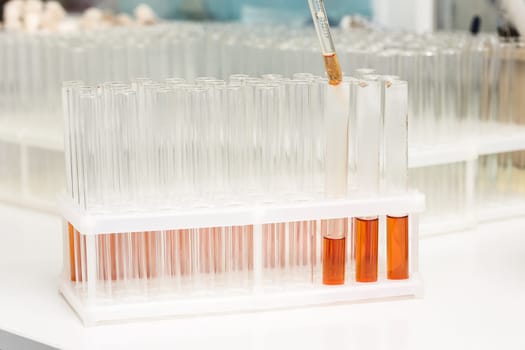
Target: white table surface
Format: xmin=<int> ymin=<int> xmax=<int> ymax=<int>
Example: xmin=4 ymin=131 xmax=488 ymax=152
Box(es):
xmin=0 ymin=202 xmax=524 ymax=350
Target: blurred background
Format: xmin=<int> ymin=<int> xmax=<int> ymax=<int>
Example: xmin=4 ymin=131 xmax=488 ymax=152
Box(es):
xmin=0 ymin=0 xmax=505 ymax=31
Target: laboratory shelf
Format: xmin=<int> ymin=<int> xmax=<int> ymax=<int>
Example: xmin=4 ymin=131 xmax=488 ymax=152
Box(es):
xmin=478 ymin=123 xmax=525 ymax=156
xmin=0 ymin=120 xmax=64 ymax=213
xmin=479 ymin=197 xmax=525 ymax=223
xmin=0 ymin=120 xmax=63 ymax=152
xmin=408 ymin=122 xmax=525 ymax=169
xmin=408 ymin=141 xmax=477 ymax=168
xmin=0 ymin=189 xmax=57 ymax=214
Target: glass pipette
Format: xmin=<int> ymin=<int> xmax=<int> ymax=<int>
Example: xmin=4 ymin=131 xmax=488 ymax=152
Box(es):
xmin=307 ymin=0 xmax=342 ymax=85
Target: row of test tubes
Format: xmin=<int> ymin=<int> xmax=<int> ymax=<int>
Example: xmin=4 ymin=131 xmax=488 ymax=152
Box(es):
xmin=1 ymin=23 xmax=524 ymax=144
xmin=66 ymin=215 xmax=412 ymax=297
xmin=62 ymin=73 xmax=407 ymax=211
xmin=63 ymin=73 xmax=410 ymax=291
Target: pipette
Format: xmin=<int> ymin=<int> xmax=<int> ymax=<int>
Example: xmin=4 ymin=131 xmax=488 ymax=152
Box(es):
xmin=307 ymin=0 xmax=342 ymax=85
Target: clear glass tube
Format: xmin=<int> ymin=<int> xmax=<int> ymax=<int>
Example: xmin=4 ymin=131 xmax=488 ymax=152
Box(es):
xmin=383 ymin=78 xmax=409 ymax=281
xmin=322 ymin=218 xmax=347 ymax=285
xmin=355 ymin=217 xmax=378 ymax=283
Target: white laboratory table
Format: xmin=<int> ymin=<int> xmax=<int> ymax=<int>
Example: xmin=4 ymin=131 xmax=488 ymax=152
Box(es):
xmin=0 ymin=202 xmax=524 ymax=350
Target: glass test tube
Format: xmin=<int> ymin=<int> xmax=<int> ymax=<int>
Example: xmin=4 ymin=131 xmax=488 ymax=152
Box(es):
xmin=512 ymin=43 xmax=525 ymax=170
xmin=322 ymin=82 xmax=350 ymax=285
xmin=322 ymin=218 xmax=347 ymax=285
xmin=383 ymin=79 xmax=409 ymax=280
xmin=440 ymin=48 xmax=461 ymax=139
xmin=307 ymin=0 xmax=342 ymax=85
xmin=355 ymin=78 xmax=381 ymax=283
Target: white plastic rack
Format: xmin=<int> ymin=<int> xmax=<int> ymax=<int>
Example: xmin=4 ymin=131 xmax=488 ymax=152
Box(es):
xmin=58 ymin=192 xmax=425 ymax=326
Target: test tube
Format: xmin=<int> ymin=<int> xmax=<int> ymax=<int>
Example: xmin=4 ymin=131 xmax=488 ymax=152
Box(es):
xmin=321 ymin=81 xmax=350 ymax=285
xmin=383 ymin=79 xmax=409 ymax=280
xmin=354 ymin=78 xmax=381 ymax=283
xmin=307 ymin=0 xmax=342 ymax=85
xmin=322 ymin=218 xmax=347 ymax=285
xmin=512 ymin=43 xmax=525 ymax=170
xmin=440 ymin=48 xmax=461 ymax=138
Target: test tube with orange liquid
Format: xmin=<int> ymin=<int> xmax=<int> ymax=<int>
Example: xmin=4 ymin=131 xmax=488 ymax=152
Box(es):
xmin=383 ymin=78 xmax=409 ymax=280
xmin=354 ymin=78 xmax=382 ymax=283
xmin=322 ymin=219 xmax=347 ymax=285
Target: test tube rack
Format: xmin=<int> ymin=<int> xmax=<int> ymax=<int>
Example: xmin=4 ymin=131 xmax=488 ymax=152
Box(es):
xmin=58 ymin=192 xmax=424 ymax=326
xmin=410 ymin=122 xmax=525 ymax=235
xmin=57 ymin=72 xmax=420 ymax=325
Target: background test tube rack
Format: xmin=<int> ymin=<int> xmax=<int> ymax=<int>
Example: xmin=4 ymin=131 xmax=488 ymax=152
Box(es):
xmin=59 ymin=192 xmax=424 ymax=326
xmin=0 ymin=121 xmax=63 ymax=212
xmin=410 ymin=124 xmax=525 ymax=235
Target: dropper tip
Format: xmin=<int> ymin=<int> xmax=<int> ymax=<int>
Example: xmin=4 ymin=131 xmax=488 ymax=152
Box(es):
xmin=323 ymin=53 xmax=343 ymax=86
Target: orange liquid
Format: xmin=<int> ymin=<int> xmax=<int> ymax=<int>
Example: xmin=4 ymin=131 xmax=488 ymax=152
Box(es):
xmin=263 ymin=223 xmax=286 ymax=269
xmin=68 ymin=224 xmax=86 ymax=282
xmin=323 ymin=53 xmax=342 ymax=86
xmin=321 ymin=218 xmax=347 ymax=285
xmin=231 ymin=225 xmax=254 ymax=272
xmin=322 ymin=237 xmax=346 ymax=285
xmin=165 ymin=230 xmax=176 ymax=276
xmin=213 ymin=227 xmax=223 ymax=273
xmin=131 ymin=231 xmax=145 ymax=278
xmin=288 ymin=222 xmax=298 ymax=266
xmin=196 ymin=227 xmax=224 ymax=274
xmin=247 ymin=225 xmax=254 ymax=271
xmin=355 ymin=217 xmax=379 ymax=283
xmin=262 ymin=224 xmax=272 ymax=268
xmin=199 ymin=228 xmax=211 ymax=273
xmin=145 ymin=231 xmax=158 ymax=278
xmin=178 ymin=229 xmax=191 ymax=275
xmin=114 ymin=233 xmax=128 ymax=280
xmin=387 ymin=216 xmax=409 ymax=280
xmin=232 ymin=226 xmax=242 ymax=271
xmin=68 ymin=223 xmax=76 ymax=281
xmin=308 ymin=221 xmax=317 ymax=271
